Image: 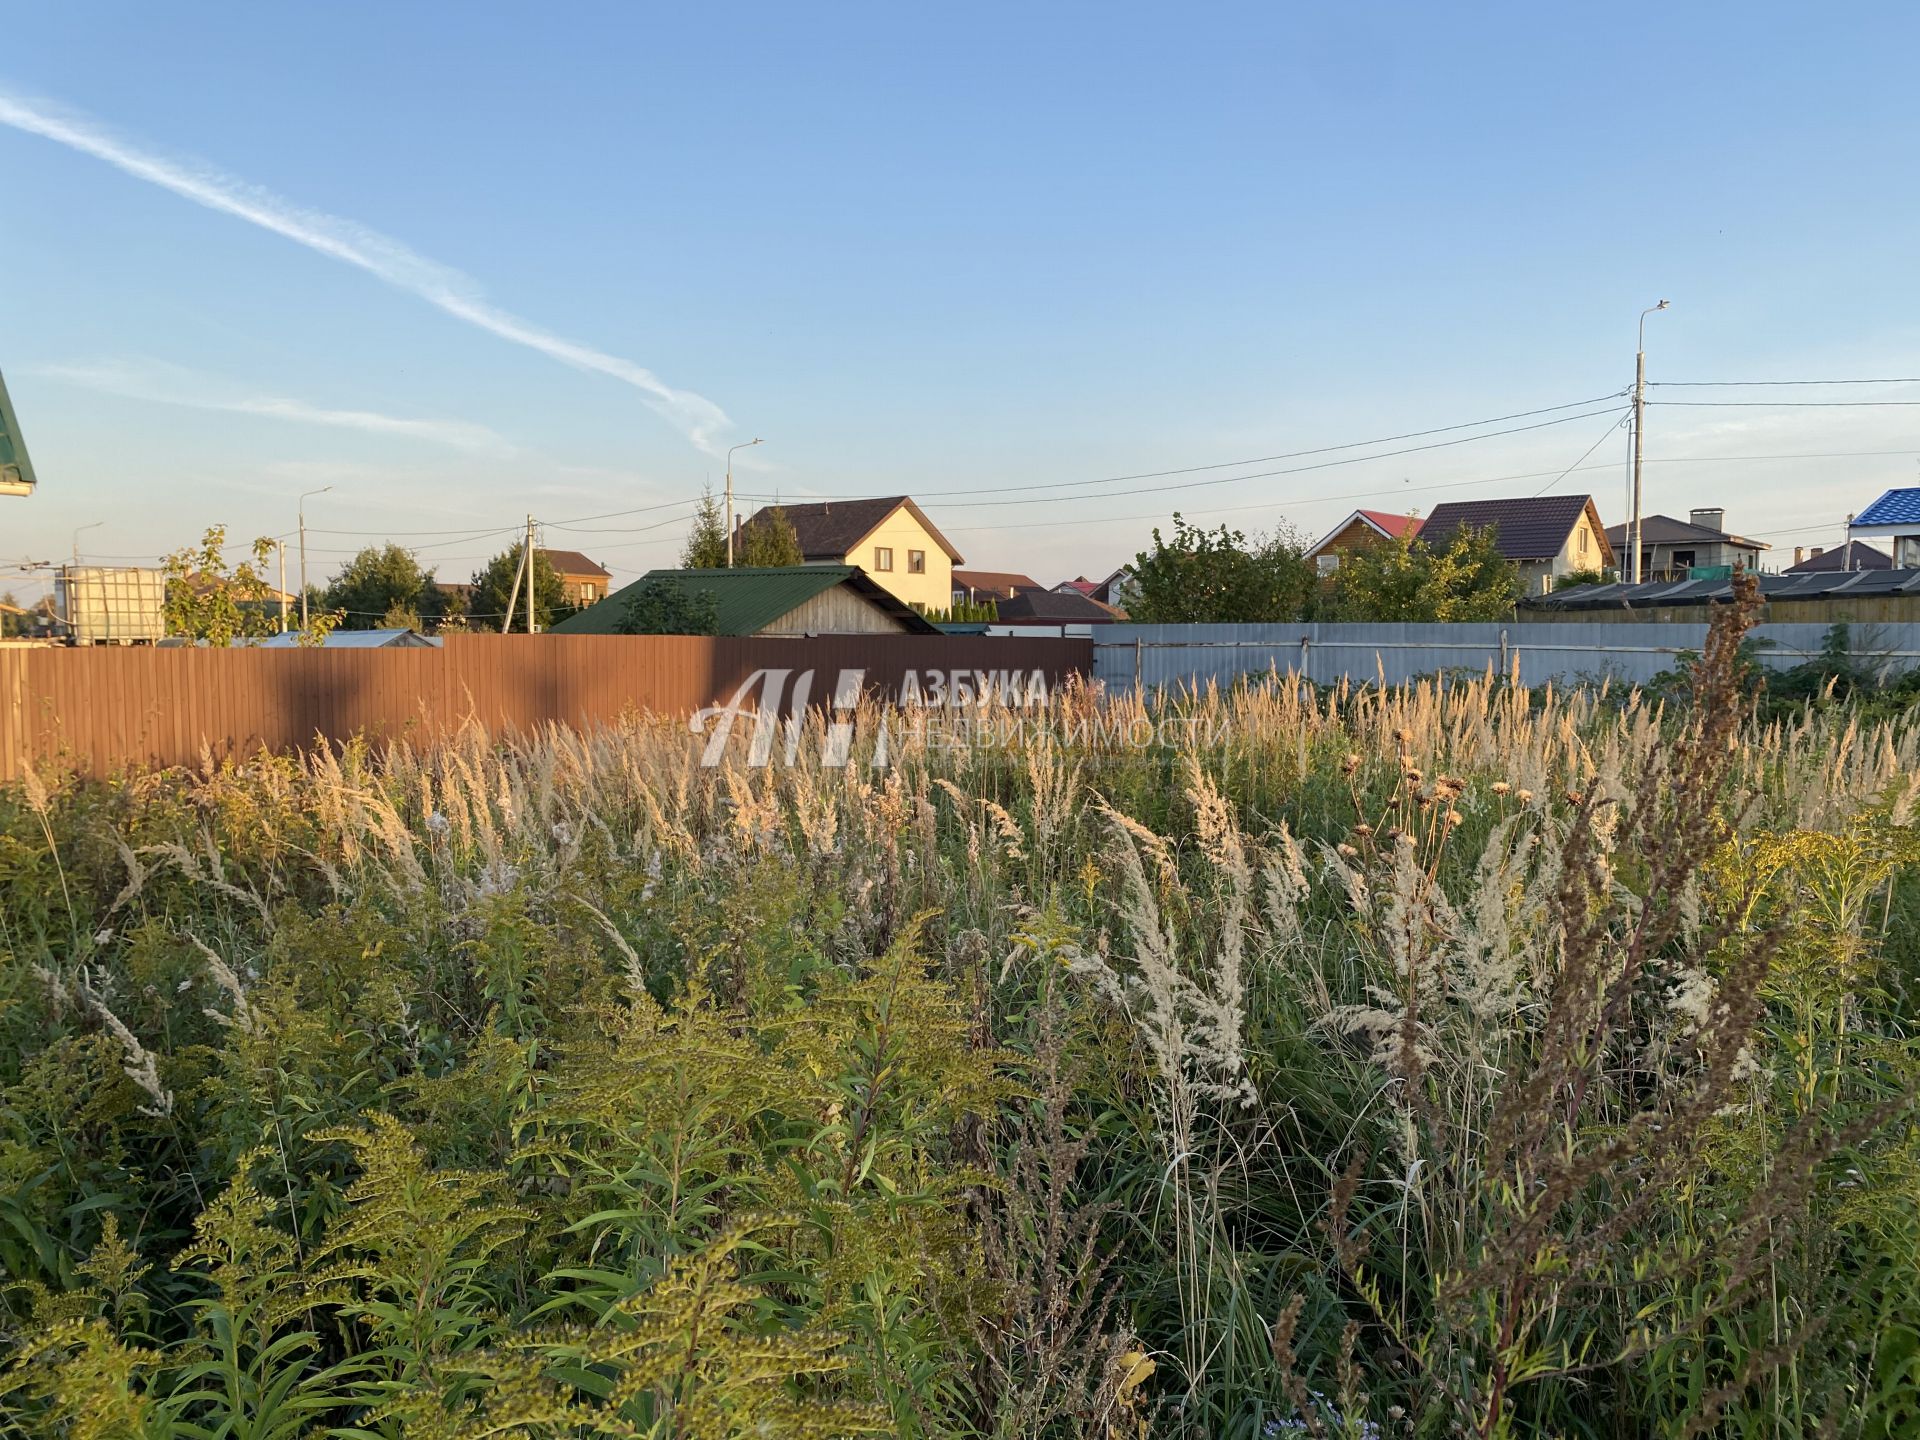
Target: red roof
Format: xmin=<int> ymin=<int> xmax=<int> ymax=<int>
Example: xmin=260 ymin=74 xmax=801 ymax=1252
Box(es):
xmin=1305 ymin=509 xmax=1424 ymax=558
xmin=1356 ymin=509 xmax=1423 ymax=539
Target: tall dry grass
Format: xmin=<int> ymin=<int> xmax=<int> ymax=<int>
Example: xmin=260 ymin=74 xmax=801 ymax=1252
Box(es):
xmin=3 ymin=615 xmax=1919 ymax=1436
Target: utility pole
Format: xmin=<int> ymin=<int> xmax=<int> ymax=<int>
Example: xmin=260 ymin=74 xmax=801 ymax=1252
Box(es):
xmin=724 ymin=438 xmax=764 ymax=566
xmin=1629 ymin=300 xmax=1670 ymax=585
xmin=298 ymin=485 xmax=332 ymax=631
xmin=277 ymin=542 xmax=289 ymax=632
xmin=502 ymin=518 xmax=527 ymax=633
xmin=526 ymin=515 xmax=538 ymax=634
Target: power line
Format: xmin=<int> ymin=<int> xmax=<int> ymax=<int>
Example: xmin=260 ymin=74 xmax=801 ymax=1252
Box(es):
xmin=838 ymin=405 xmax=1632 ymax=513
xmin=1533 ymin=414 xmax=1630 ymax=497
xmin=938 ymin=446 xmax=1920 ymax=536
xmin=1650 ymin=399 xmax=1920 ymax=408
xmin=542 ymin=495 xmax=704 ymax=527
xmin=1653 ymin=377 xmax=1920 ymax=387
xmin=301 ymin=522 xmax=530 ymax=538
xmin=729 ymin=392 xmax=1629 ymax=505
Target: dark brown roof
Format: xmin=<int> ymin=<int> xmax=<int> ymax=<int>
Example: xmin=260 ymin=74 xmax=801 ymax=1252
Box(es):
xmin=996 ymin=589 xmax=1122 ymax=623
xmin=1785 ymin=540 xmax=1892 ymax=573
xmin=1419 ymin=495 xmax=1612 ymax=565
xmin=1602 ymin=515 xmax=1767 ymax=550
xmin=952 ymin=568 xmax=1039 ymax=598
xmin=539 ymin=549 xmax=610 ymax=579
xmin=747 ymin=496 xmax=963 ymax=564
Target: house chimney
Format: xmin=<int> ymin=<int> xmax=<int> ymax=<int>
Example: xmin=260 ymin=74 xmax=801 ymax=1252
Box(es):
xmin=1689 ymin=507 xmax=1725 ymax=532
xmin=1810 ymin=546 xmax=1824 ymax=558
xmin=1793 ymin=546 xmax=1805 ymax=565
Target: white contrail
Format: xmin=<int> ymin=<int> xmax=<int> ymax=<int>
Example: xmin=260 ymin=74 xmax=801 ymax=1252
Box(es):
xmin=0 ymin=91 xmax=730 ymax=451
xmin=35 ymin=358 xmax=516 ymax=455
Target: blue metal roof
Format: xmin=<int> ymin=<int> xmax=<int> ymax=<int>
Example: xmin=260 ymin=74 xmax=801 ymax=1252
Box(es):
xmin=1854 ymin=488 xmax=1920 ymax=527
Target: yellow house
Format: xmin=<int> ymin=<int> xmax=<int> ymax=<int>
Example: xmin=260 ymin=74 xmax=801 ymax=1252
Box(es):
xmin=742 ymin=495 xmax=963 ymax=612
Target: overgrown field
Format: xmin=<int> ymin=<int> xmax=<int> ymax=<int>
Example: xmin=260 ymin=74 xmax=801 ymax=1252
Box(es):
xmin=5 ymin=609 xmax=1920 ymax=1438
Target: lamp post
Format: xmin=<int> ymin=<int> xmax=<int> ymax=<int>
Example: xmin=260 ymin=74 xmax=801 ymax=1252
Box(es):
xmin=65 ymin=522 xmax=103 ymax=637
xmin=1629 ymin=300 xmax=1670 ymax=585
xmin=724 ymin=438 xmax=764 ymax=566
xmin=298 ymin=485 xmax=333 ymax=629
xmin=71 ymin=520 xmax=103 ymax=567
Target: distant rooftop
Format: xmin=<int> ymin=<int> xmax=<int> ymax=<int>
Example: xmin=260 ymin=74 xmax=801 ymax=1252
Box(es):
xmin=539 ymin=548 xmax=610 ymax=578
xmin=548 ymin=565 xmax=941 ymax=636
xmin=1785 ymin=540 xmax=1891 ymax=574
xmin=1521 ymin=567 xmax=1920 ymax=611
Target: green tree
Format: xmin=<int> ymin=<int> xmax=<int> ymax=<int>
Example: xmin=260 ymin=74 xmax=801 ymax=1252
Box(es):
xmin=1554 ymin=566 xmax=1617 ymax=591
xmin=614 ymin=578 xmax=721 ymax=635
xmin=470 ymin=543 xmax=565 ymax=631
xmin=1330 ymin=523 xmax=1520 ymax=621
xmin=680 ymin=487 xmax=728 ymax=569
xmin=682 ymin=491 xmax=805 ymax=570
xmin=161 ymin=525 xmax=327 ymax=645
xmin=734 ymin=506 xmax=804 ymax=567
xmin=323 ymin=544 xmax=440 ymax=631
xmin=0 ymin=590 xmax=24 ymax=638
xmin=1128 ymin=514 xmax=1315 ymax=623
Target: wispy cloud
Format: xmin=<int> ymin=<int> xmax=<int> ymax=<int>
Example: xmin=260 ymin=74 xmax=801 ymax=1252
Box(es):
xmin=0 ymin=90 xmax=731 ymax=451
xmin=35 ymin=357 xmax=515 ymax=456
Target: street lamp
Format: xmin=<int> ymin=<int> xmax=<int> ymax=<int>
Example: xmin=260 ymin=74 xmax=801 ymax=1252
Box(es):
xmin=65 ymin=522 xmax=103 ymax=636
xmin=71 ymin=520 xmax=103 ymax=566
xmin=724 ymin=439 xmax=764 ymax=566
xmin=298 ymin=485 xmax=333 ymax=629
xmin=1629 ymin=300 xmax=1670 ymax=585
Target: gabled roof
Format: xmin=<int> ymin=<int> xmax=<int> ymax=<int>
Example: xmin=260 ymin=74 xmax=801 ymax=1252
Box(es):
xmin=1418 ymin=495 xmax=1613 ymax=565
xmin=0 ymin=366 xmax=36 ymax=496
xmin=1851 ymin=487 xmax=1920 ymax=534
xmin=997 ymin=589 xmax=1122 ymax=623
xmin=1053 ymin=576 xmax=1098 ymax=595
xmin=749 ymin=496 xmax=964 ymax=564
xmin=538 ymin=548 xmax=610 ymax=579
xmin=952 ymin=568 xmax=1039 ymax=598
xmin=1305 ymin=509 xmax=1423 ymax=558
xmin=254 ymin=628 xmax=439 ymax=648
xmin=548 ymin=565 xmax=941 ymax=636
xmin=1785 ymin=540 xmax=1892 ymax=573
xmin=1602 ymin=515 xmax=1769 ymax=550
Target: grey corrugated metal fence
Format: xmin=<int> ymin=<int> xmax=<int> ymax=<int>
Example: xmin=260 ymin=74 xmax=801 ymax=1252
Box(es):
xmin=1093 ymin=621 xmax=1920 ymax=692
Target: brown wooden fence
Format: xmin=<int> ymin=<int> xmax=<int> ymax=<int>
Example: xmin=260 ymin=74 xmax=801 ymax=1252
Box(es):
xmin=0 ymin=634 xmax=1092 ymax=781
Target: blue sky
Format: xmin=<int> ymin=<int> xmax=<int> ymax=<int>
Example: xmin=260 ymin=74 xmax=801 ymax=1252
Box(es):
xmin=5 ymin=2 xmax=1919 ymax=597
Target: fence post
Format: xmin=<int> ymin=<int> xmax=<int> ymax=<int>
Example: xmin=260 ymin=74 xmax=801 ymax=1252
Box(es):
xmin=1499 ymin=627 xmax=1510 ymax=682
xmin=1133 ymin=635 xmax=1142 ymax=692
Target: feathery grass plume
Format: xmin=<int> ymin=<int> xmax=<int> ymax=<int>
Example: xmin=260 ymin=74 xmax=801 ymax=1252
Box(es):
xmin=186 ymin=932 xmax=257 ymax=1033
xmin=79 ymin=986 xmax=173 ymax=1118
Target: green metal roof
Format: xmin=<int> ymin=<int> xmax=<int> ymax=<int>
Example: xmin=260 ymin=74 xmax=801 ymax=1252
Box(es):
xmin=549 ymin=565 xmax=940 ymax=636
xmin=0 ymin=367 xmax=37 ymax=497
